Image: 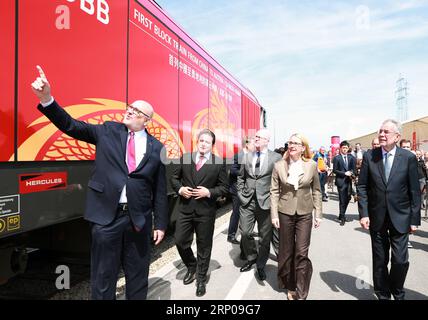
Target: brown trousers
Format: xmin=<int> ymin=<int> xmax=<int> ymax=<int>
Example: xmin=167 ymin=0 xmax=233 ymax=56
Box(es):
xmin=277 ymin=212 xmax=313 ymax=300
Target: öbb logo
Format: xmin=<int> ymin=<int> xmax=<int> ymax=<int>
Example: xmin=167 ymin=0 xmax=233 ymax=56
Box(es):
xmin=56 ymin=0 xmax=110 ymax=29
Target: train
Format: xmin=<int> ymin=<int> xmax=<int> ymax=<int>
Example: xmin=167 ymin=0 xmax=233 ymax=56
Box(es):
xmin=0 ymin=0 xmax=265 ymax=282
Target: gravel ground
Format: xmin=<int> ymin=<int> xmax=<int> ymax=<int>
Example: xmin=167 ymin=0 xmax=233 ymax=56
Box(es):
xmin=51 ymin=204 xmax=232 ymax=300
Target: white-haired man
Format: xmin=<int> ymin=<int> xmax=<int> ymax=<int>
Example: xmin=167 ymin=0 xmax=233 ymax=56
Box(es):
xmin=237 ymin=129 xmax=282 ymax=281
xmin=358 ymin=119 xmax=421 ymax=300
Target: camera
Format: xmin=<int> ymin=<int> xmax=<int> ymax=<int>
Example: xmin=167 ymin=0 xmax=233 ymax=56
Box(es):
xmin=284 ymin=142 xmax=288 ymax=152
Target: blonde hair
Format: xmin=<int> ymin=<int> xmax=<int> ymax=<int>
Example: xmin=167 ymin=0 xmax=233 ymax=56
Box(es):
xmin=284 ymin=133 xmax=312 ymax=162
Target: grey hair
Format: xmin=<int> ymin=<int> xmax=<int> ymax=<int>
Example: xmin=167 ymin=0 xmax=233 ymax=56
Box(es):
xmin=256 ymin=128 xmax=271 ymax=141
xmin=381 ymin=119 xmax=402 ymax=134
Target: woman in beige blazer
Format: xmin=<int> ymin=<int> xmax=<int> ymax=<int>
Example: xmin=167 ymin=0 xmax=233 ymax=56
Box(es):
xmin=270 ymin=133 xmax=322 ymax=300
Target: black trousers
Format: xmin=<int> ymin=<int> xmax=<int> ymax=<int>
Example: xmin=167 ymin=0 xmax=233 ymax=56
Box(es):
xmin=337 ymin=182 xmax=351 ymax=219
xmin=370 ymin=215 xmax=409 ymax=300
xmin=175 ymin=210 xmax=215 ymax=283
xmin=227 ymin=191 xmax=240 ymax=238
xmin=90 ymin=209 xmax=152 ymax=300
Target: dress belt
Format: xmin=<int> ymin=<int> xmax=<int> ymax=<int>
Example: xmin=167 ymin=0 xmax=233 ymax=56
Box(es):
xmin=118 ymin=203 xmax=128 ymax=211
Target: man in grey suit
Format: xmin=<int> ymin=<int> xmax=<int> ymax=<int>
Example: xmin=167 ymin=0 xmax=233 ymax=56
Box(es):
xmin=237 ymin=129 xmax=282 ymax=281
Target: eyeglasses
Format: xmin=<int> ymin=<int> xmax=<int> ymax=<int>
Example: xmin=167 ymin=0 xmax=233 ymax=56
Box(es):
xmin=255 ymin=135 xmax=268 ymax=141
xmin=287 ymin=141 xmax=302 ymax=146
xmin=126 ymin=105 xmax=151 ymax=119
xmin=378 ymin=129 xmax=397 ymax=135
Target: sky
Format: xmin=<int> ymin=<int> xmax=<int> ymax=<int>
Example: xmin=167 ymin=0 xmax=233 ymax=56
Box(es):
xmin=155 ymin=0 xmax=428 ymax=149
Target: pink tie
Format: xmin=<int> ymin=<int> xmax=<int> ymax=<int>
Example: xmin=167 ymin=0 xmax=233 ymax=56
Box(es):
xmin=127 ymin=131 xmax=136 ymax=173
xmin=196 ymin=155 xmax=205 ymax=171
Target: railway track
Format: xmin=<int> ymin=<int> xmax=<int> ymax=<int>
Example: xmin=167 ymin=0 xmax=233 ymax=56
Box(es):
xmin=0 ymin=202 xmax=232 ymax=300
xmin=0 ymin=250 xmax=90 ymax=299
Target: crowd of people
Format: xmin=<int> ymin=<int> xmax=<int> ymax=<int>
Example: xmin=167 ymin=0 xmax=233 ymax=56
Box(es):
xmin=31 ymin=66 xmax=425 ymax=300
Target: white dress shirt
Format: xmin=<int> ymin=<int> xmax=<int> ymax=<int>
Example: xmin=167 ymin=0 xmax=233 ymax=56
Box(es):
xmin=381 ymin=146 xmax=396 ymax=163
xmin=195 ymin=151 xmax=211 ymax=167
xmin=41 ymin=96 xmax=55 ymax=107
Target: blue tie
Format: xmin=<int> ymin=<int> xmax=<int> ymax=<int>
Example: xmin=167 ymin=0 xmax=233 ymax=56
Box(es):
xmin=384 ymin=153 xmax=392 ymax=182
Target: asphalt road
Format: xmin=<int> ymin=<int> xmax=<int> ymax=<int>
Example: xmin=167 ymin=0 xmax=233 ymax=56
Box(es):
xmin=147 ymin=190 xmax=428 ymax=300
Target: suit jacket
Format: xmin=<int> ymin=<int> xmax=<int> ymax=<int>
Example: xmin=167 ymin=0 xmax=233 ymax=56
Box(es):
xmin=270 ymin=159 xmax=322 ymax=219
xmin=333 ymin=153 xmax=356 ymax=187
xmin=37 ymin=101 xmax=168 ymax=230
xmin=170 ymin=152 xmax=228 ymax=215
xmin=229 ymin=150 xmax=249 ymax=194
xmin=237 ymin=150 xmax=282 ymax=210
xmin=357 ymin=147 xmax=421 ymax=233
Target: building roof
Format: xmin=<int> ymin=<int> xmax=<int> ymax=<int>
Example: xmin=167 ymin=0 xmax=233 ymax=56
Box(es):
xmin=348 ymin=115 xmax=428 ymax=149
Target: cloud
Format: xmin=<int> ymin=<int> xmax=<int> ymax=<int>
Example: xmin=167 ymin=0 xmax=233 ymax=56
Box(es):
xmin=157 ymin=0 xmax=428 ymax=148
xmin=174 ymin=1 xmax=428 ymax=59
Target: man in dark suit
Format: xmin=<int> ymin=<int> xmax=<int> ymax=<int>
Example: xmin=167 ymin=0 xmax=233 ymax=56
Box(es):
xmin=171 ymin=129 xmax=228 ymax=297
xmin=358 ymin=119 xmax=421 ymax=300
xmin=333 ymin=140 xmax=356 ymax=226
xmin=227 ymin=136 xmax=254 ymax=244
xmin=31 ymin=66 xmax=168 ymax=300
xmin=237 ymin=129 xmax=282 ymax=281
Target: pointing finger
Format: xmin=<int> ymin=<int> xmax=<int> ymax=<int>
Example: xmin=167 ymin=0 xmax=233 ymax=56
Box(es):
xmin=33 ymin=80 xmax=43 ymax=90
xmin=36 ymin=65 xmax=48 ymax=82
xmin=34 ymin=79 xmax=44 ymax=89
xmin=31 ymin=82 xmax=40 ymax=90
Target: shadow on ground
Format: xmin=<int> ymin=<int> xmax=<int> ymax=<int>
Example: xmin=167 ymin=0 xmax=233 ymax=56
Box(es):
xmin=320 ymin=270 xmax=428 ymax=300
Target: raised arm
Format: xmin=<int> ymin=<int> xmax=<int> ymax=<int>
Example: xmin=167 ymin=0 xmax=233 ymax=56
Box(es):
xmin=31 ymin=65 xmax=100 ymax=145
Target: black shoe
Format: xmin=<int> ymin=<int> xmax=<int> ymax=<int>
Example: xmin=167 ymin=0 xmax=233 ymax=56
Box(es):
xmin=270 ymin=253 xmax=278 ymax=262
xmin=322 ymin=197 xmax=328 ymax=202
xmin=340 ymin=219 xmax=345 ymax=226
xmin=183 ymin=270 xmax=196 ymax=285
xmin=240 ymin=259 xmax=256 ymax=272
xmin=334 ymin=217 xmax=341 ymax=223
xmin=256 ymin=267 xmax=266 ymax=281
xmin=227 ymin=236 xmax=240 ymax=245
xmin=376 ymin=293 xmax=391 ymax=300
xmin=196 ymin=282 xmax=206 ymax=297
